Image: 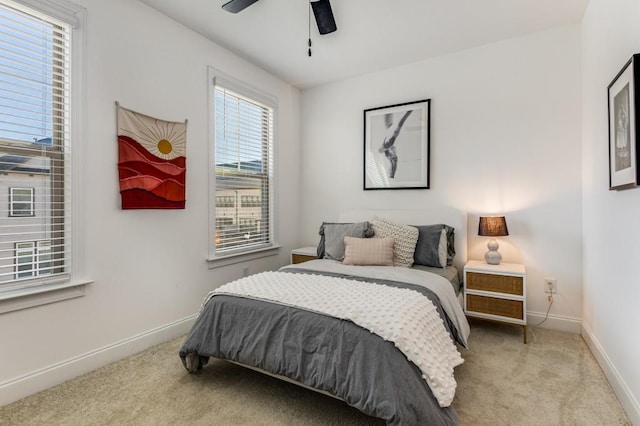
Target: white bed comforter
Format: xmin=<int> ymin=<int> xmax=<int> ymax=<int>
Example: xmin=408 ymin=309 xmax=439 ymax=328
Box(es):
xmin=282 ymin=259 xmax=470 ymax=347
xmin=205 ymin=262 xmax=468 ymax=407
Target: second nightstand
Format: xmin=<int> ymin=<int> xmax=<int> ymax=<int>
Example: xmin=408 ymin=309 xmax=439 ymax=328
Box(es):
xmin=291 ymin=246 xmax=317 ymax=264
xmin=463 ymin=260 xmax=527 ymax=343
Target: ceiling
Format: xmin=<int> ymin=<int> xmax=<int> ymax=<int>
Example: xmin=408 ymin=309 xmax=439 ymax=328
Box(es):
xmin=138 ymin=0 xmax=588 ymax=89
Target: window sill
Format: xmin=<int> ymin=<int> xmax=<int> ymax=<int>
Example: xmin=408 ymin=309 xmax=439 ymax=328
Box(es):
xmin=0 ymin=280 xmax=92 ymax=314
xmin=207 ymin=245 xmax=282 ymax=269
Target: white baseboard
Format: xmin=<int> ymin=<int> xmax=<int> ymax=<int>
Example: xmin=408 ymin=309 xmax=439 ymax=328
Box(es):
xmin=582 ymin=323 xmax=640 ymax=425
xmin=527 ymin=311 xmax=582 ymax=334
xmin=0 ymin=314 xmax=197 ymax=407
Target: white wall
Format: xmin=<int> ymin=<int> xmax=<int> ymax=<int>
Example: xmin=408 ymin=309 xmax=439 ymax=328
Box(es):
xmin=0 ymin=0 xmax=300 ymax=404
xmin=581 ymin=1 xmax=640 ymax=423
xmin=300 ymin=26 xmax=583 ymax=332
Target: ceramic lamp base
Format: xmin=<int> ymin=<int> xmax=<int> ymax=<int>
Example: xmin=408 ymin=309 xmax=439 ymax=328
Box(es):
xmin=485 ymin=238 xmax=502 ymax=265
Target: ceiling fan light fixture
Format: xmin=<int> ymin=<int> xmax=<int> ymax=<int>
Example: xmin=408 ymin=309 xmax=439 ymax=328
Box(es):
xmin=311 ymin=0 xmax=337 ymax=35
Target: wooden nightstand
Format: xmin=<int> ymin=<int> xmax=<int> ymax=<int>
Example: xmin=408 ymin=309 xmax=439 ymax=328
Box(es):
xmin=463 ymin=260 xmax=527 ymax=343
xmin=291 ymin=246 xmax=317 ymax=264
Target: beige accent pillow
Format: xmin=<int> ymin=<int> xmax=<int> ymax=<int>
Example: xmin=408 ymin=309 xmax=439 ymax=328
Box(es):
xmin=370 ymin=217 xmax=419 ymax=267
xmin=343 ymin=236 xmax=394 ymax=266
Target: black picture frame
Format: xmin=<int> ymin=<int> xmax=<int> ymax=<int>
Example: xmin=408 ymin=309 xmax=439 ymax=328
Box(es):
xmin=608 ymin=54 xmax=640 ymax=190
xmin=363 ymin=99 xmax=430 ymax=190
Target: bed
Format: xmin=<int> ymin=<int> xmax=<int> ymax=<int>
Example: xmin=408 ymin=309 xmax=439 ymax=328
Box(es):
xmin=180 ymin=208 xmax=470 ymax=425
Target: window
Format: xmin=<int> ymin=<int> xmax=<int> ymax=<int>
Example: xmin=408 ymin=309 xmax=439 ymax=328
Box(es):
xmin=241 ymin=195 xmax=261 ymax=208
xmin=14 ymin=240 xmax=50 ymax=279
xmin=209 ymin=70 xmax=276 ymax=259
xmin=9 ymin=187 xmax=35 ymax=216
xmin=216 ymin=195 xmax=235 ymax=208
xmin=37 ymin=239 xmax=51 ymax=275
xmin=0 ymin=0 xmax=84 ymax=294
xmin=15 ymin=241 xmax=34 ymax=278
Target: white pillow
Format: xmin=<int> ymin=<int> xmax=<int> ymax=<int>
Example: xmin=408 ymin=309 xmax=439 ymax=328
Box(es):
xmin=370 ymin=217 xmax=419 ymax=267
xmin=343 ymin=236 xmax=394 ymax=266
xmin=438 ymin=228 xmax=447 ymax=268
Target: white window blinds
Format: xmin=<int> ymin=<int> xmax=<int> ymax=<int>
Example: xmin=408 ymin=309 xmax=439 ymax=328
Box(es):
xmin=213 ymin=85 xmax=274 ymax=255
xmin=0 ymin=0 xmax=72 ymax=288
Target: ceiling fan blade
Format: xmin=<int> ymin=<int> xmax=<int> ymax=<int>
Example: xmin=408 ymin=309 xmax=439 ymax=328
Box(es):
xmin=222 ymin=0 xmax=260 ymax=13
xmin=311 ymin=0 xmax=337 ymax=35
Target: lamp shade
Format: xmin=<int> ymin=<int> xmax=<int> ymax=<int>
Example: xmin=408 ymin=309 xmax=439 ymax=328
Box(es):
xmin=478 ymin=216 xmax=509 ymax=237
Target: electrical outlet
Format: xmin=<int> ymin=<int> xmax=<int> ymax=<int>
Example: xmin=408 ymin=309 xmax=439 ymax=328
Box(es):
xmin=544 ymin=278 xmax=557 ymax=294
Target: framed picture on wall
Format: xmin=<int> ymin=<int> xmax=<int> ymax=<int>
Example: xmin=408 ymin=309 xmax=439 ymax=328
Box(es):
xmin=363 ymin=99 xmax=430 ymax=190
xmin=608 ymin=54 xmax=640 ymax=190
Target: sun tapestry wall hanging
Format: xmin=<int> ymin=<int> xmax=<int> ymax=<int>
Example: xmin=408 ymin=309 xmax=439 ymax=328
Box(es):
xmin=116 ymin=103 xmax=187 ymax=209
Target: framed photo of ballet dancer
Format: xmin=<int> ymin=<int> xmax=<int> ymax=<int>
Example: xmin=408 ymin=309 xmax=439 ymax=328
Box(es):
xmin=608 ymin=54 xmax=640 ymax=190
xmin=363 ymin=99 xmax=430 ymax=190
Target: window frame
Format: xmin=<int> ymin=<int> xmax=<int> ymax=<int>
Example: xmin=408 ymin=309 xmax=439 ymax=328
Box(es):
xmin=207 ymin=67 xmax=280 ymax=267
xmin=0 ymin=0 xmax=90 ymax=313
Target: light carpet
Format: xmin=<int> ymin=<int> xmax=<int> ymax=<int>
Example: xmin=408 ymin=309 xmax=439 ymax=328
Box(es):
xmin=0 ymin=320 xmax=630 ymax=425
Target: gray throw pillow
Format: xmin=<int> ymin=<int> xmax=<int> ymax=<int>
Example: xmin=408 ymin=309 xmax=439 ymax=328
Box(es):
xmin=413 ymin=224 xmax=456 ymax=267
xmin=445 ymin=226 xmax=456 ymax=265
xmin=317 ymin=222 xmax=374 ymax=260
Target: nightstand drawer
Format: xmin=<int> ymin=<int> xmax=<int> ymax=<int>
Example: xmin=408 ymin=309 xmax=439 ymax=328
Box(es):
xmin=466 ymin=272 xmax=523 ymax=296
xmin=466 ymin=294 xmax=523 ymax=320
xmin=292 ymin=254 xmax=316 ymax=264
xmin=291 ymin=247 xmax=317 ymax=264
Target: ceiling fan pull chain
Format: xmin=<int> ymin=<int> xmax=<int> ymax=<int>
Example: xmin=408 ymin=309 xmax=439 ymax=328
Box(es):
xmin=308 ymin=0 xmax=312 ymax=57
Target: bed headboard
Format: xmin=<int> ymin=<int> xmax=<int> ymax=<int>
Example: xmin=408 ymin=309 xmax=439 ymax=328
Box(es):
xmin=337 ymin=208 xmax=467 ymax=271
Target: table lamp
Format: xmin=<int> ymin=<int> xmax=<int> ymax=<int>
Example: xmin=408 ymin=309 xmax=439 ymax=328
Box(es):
xmin=478 ymin=216 xmax=509 ymax=265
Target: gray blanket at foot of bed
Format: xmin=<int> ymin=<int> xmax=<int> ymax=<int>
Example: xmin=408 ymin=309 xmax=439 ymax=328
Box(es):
xmin=179 ymin=287 xmax=459 ymax=425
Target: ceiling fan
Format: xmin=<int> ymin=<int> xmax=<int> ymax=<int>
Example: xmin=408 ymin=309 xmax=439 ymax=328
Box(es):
xmin=221 ymin=0 xmax=337 ymax=35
